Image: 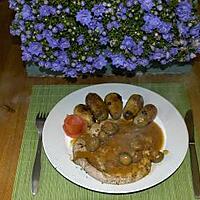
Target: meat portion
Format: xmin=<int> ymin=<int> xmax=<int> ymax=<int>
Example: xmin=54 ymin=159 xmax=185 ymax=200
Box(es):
xmin=72 ymin=119 xmax=164 ymax=185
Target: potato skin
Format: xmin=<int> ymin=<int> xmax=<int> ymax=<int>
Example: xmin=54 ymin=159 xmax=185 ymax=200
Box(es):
xmin=133 ymin=104 xmax=157 ymax=127
xmin=73 ymin=104 xmax=94 ymax=126
xmin=85 ymin=93 xmax=108 ymax=122
xmin=123 ymin=94 xmax=144 ymax=120
xmin=104 ymin=93 xmax=123 ymax=120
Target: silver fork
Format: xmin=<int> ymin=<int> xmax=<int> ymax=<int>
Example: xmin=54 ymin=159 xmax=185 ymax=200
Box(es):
xmin=31 ymin=112 xmax=48 ymax=195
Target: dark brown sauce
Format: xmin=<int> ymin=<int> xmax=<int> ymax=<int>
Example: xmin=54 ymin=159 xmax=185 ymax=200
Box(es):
xmin=74 ymin=120 xmax=164 ymax=176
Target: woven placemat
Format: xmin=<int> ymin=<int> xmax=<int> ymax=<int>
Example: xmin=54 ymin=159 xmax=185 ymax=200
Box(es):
xmin=12 ymin=83 xmax=197 ymax=200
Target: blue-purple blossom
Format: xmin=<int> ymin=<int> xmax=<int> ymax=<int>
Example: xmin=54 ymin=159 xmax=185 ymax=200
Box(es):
xmin=158 ymin=22 xmax=172 ymax=34
xmin=132 ymin=42 xmax=144 ymax=56
xmin=99 ymin=36 xmax=109 ymax=45
xmin=126 ymin=0 xmax=134 ymax=7
xmin=142 ymin=14 xmax=161 ymax=33
xmin=162 ymin=33 xmax=173 ymax=42
xmin=121 ymin=36 xmax=135 ymax=50
xmin=27 ymin=42 xmax=43 ymax=56
xmin=77 ymin=34 xmax=85 ymax=45
xmin=176 ymin=1 xmax=192 ymax=22
xmin=34 ymin=23 xmax=45 ymax=31
xmin=76 ymin=9 xmax=92 ymax=26
xmin=22 ymin=4 xmax=34 ymax=20
xmin=93 ymin=55 xmax=107 ymax=69
xmin=138 ymin=0 xmax=154 ymax=12
xmin=190 ymin=24 xmax=200 ymax=37
xmin=92 ymin=4 xmax=106 ymax=17
xmin=110 ymin=54 xmax=126 ymax=67
xmin=39 ymin=5 xmax=56 ymax=17
xmin=177 ymin=22 xmax=189 ymax=37
xmin=59 ymin=38 xmax=70 ymax=49
xmin=46 ymin=36 xmax=59 ymax=48
xmin=137 ymin=58 xmax=150 ymax=67
xmin=150 ymin=48 xmax=166 ymax=61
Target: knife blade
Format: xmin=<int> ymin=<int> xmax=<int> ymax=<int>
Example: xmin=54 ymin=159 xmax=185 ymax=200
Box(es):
xmin=185 ymin=109 xmax=200 ymax=199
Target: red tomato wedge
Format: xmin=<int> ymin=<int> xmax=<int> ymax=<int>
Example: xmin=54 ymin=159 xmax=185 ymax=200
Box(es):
xmin=63 ymin=114 xmax=86 ymax=138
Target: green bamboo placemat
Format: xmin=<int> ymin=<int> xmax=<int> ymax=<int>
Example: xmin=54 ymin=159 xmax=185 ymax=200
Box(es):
xmin=12 ymin=83 xmax=196 ymax=200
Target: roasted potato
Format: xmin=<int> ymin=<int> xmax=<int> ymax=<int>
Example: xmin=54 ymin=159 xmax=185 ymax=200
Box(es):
xmin=133 ymin=104 xmax=157 ymax=127
xmin=73 ymin=104 xmax=94 ymax=126
xmin=123 ymin=94 xmax=144 ymax=120
xmin=85 ymin=93 xmax=108 ymax=122
xmin=104 ymin=93 xmax=123 ymax=120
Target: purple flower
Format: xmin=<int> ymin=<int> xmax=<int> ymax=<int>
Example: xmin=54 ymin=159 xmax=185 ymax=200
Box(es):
xmin=142 ymin=14 xmax=161 ymax=33
xmin=92 ymin=4 xmax=106 ymax=17
xmin=34 ymin=23 xmax=45 ymax=31
xmin=76 ymin=9 xmax=92 ymax=26
xmin=93 ymin=55 xmax=107 ymax=69
xmin=137 ymin=58 xmax=149 ymax=67
xmin=150 ymin=48 xmax=166 ymax=61
xmin=177 ymin=22 xmax=189 ymax=37
xmin=162 ymin=33 xmax=173 ymax=42
xmin=121 ymin=36 xmax=135 ymax=50
xmin=46 ymin=36 xmax=59 ymax=48
xmin=158 ymin=22 xmax=172 ymax=34
xmin=126 ymin=0 xmax=134 ymax=7
xmin=57 ymin=23 xmax=64 ymax=31
xmin=99 ymin=36 xmax=109 ymax=45
xmin=27 ymin=42 xmax=43 ymax=56
xmin=176 ymin=1 xmax=192 ymax=22
xmin=77 ymin=34 xmax=85 ymax=45
xmin=110 ymin=54 xmax=126 ymax=67
xmin=42 ymin=30 xmax=53 ymax=38
xmin=138 ymin=0 xmax=154 ymax=12
xmin=190 ymin=24 xmax=200 ymax=37
xmin=22 ymin=4 xmax=34 ymax=20
xmin=36 ymin=34 xmax=43 ymax=41
xmin=39 ymin=5 xmax=56 ymax=17
xmin=169 ymin=48 xmax=178 ymax=56
xmin=107 ymin=21 xmax=120 ymax=30
xmin=132 ymin=42 xmax=144 ymax=56
xmin=21 ymin=46 xmax=32 ymax=61
xmin=124 ymin=59 xmax=137 ymax=71
xmin=9 ymin=0 xmax=17 ymax=10
xmin=64 ymin=8 xmax=70 ymax=14
xmin=21 ymin=34 xmax=27 ymax=43
xmin=86 ymin=56 xmax=94 ymax=63
xmin=71 ymin=52 xmax=78 ymax=58
xmin=59 ymin=38 xmax=70 ymax=49
xmin=57 ymin=51 xmax=69 ymax=65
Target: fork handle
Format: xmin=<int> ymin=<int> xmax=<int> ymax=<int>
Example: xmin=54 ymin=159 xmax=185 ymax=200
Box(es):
xmin=31 ymin=135 xmax=42 ymax=195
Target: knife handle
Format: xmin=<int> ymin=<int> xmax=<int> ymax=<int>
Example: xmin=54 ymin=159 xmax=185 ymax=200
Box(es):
xmin=190 ymin=144 xmax=200 ymax=198
xmin=31 ymin=135 xmax=42 ymax=195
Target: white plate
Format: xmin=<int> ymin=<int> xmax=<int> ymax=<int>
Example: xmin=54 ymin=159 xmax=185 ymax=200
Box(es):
xmin=43 ymin=83 xmax=188 ymax=193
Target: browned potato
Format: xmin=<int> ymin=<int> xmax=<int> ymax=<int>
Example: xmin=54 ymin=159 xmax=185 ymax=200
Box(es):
xmin=85 ymin=93 xmax=108 ymax=122
xmin=104 ymin=93 xmax=123 ymax=120
xmin=123 ymin=94 xmax=144 ymax=120
xmin=133 ymin=104 xmax=157 ymax=127
xmin=73 ymin=104 xmax=94 ymax=126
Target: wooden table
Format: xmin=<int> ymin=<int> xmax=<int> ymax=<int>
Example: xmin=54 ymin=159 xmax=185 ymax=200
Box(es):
xmin=1 ymin=1 xmax=200 ymax=199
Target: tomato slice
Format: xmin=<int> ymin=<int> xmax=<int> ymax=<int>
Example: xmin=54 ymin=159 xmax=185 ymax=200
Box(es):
xmin=63 ymin=114 xmax=86 ymax=138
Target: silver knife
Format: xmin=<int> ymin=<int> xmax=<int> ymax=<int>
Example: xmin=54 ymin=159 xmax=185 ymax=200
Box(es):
xmin=185 ymin=109 xmax=200 ymax=199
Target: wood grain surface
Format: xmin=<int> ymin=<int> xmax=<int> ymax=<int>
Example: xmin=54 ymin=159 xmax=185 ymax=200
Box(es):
xmin=0 ymin=1 xmax=200 ymax=199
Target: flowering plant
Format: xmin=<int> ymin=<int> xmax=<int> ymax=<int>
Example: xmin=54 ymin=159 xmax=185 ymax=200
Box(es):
xmin=9 ymin=0 xmax=200 ymax=78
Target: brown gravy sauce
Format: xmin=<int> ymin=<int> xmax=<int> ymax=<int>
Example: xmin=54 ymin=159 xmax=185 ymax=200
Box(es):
xmin=74 ymin=119 xmax=164 ymax=176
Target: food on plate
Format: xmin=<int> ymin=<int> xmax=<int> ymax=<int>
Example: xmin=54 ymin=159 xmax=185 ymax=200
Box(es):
xmin=123 ymin=94 xmax=144 ymax=120
xmin=85 ymin=93 xmax=108 ymax=122
xmin=63 ymin=115 xmax=86 ymax=138
xmin=73 ymin=104 xmax=94 ymax=126
xmin=63 ymin=92 xmax=166 ymax=184
xmin=133 ymin=104 xmax=157 ymax=128
xmin=72 ymin=119 xmax=164 ymax=184
xmin=104 ymin=93 xmax=123 ymax=120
